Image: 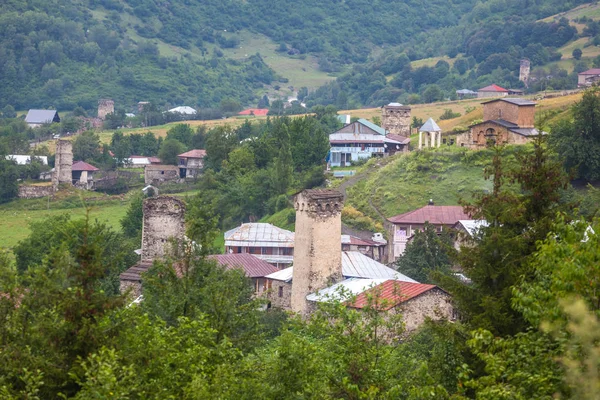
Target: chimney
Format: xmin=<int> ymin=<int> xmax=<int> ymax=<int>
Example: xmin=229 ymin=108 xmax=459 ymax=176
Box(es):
xmin=428 ymin=199 xmax=434 ymax=205
xmin=291 ymin=189 xmax=344 ymax=315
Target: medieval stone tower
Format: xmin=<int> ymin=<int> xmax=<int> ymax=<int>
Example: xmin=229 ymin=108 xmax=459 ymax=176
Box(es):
xmin=141 ymin=196 xmax=186 ymax=262
xmin=97 ymin=99 xmax=114 ymax=120
xmin=53 ymin=139 xmax=73 ymax=187
xmin=519 ymin=59 xmax=531 ymax=87
xmin=381 ymin=102 xmax=411 ymax=137
xmin=291 ymin=189 xmax=344 ymax=315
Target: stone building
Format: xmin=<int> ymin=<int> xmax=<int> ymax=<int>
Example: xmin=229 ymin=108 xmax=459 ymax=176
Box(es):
xmin=455 ymin=98 xmax=543 ymax=148
xmin=53 ymin=140 xmax=73 ymax=187
xmin=178 ymin=149 xmax=206 ymax=178
xmin=477 ymin=84 xmax=509 ymax=98
xmin=144 ymin=165 xmax=180 ymax=185
xmin=577 ymin=68 xmax=600 ymax=87
xmin=141 ymin=196 xmax=187 ymax=262
xmin=98 ymin=99 xmax=114 ymax=120
xmin=71 ymin=160 xmax=99 ymax=190
xmin=381 ymin=102 xmax=411 ymax=137
xmin=291 ymin=189 xmax=344 ymax=314
xmin=519 ymin=59 xmax=530 ymax=87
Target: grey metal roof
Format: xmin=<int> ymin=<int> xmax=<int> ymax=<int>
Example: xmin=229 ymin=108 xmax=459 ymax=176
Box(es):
xmin=306 ymin=277 xmax=389 ymax=302
xmin=387 ymin=102 xmax=403 ymax=106
xmin=357 ymin=118 xmax=387 ymax=135
xmin=482 ymin=98 xmax=536 ymax=106
xmin=456 ymin=89 xmax=477 ymax=94
xmin=419 ymin=117 xmax=441 ymax=132
xmin=493 ymin=119 xmax=519 ymax=128
xmin=455 ymin=220 xmax=488 ymax=237
xmin=509 ymin=127 xmax=545 ymax=136
xmin=224 ymin=223 xmax=295 ymax=248
xmin=25 ymin=109 xmax=59 ymax=124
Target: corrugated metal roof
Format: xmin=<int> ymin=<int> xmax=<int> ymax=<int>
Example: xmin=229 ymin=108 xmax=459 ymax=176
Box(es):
xmin=25 ymin=109 xmax=59 ymax=124
xmin=209 ymin=253 xmax=279 ymax=278
xmin=482 ymin=98 xmax=536 ymax=106
xmin=419 ymin=118 xmax=441 ymax=132
xmin=306 ymin=277 xmax=388 ymax=302
xmin=385 ymin=134 xmax=410 ymax=145
xmin=478 ymin=84 xmax=508 ymax=92
xmin=388 ymin=205 xmax=470 ymax=225
xmin=356 ymin=118 xmax=387 ymax=135
xmin=329 ymin=132 xmax=389 ymax=144
xmin=224 ymin=223 xmax=294 ymax=247
xmin=455 ymin=220 xmax=488 ymax=237
xmin=72 ymin=160 xmax=99 ymax=171
xmin=6 ymin=155 xmax=48 ymax=165
xmin=579 ymin=68 xmax=600 ymax=75
xmin=509 ymin=127 xmax=545 ymax=137
xmin=169 ymin=106 xmax=197 ymax=114
xmin=266 ymin=251 xmax=417 ymax=283
xmin=178 ymin=149 xmax=206 ymax=158
xmin=349 ymin=281 xmax=437 ymax=310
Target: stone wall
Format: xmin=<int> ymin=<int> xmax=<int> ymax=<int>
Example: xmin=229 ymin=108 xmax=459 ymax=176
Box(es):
xmin=291 ymin=189 xmax=344 ymax=315
xmin=141 ymin=196 xmax=186 ymax=262
xmin=144 ymin=165 xmax=180 ymax=185
xmin=399 ymin=288 xmax=454 ymax=332
xmin=267 ymin=280 xmax=292 ymax=309
xmin=519 ymin=59 xmax=530 ymax=86
xmin=18 ymin=185 xmax=55 ymax=199
xmin=465 ymin=121 xmax=534 ymax=149
xmin=483 ymin=102 xmax=535 ymax=128
xmin=98 ymin=99 xmax=114 ymax=120
xmin=53 ymin=140 xmax=73 ymax=186
xmin=119 ymin=280 xmax=142 ymax=299
xmin=381 ymin=104 xmax=411 ymax=137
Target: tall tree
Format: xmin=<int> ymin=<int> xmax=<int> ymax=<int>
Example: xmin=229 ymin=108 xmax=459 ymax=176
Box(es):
xmin=158 ymin=139 xmax=185 ymax=165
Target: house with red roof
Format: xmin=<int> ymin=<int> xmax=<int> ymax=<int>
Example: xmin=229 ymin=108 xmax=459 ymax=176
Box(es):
xmin=578 ymin=68 xmax=600 ymax=87
xmin=71 ymin=160 xmax=99 ymax=190
xmin=178 ymin=149 xmax=207 ymax=178
xmin=386 ymin=202 xmax=470 ymax=262
xmin=477 ymin=84 xmax=509 ymax=98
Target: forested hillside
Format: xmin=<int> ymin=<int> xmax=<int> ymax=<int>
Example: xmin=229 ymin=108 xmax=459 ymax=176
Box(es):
xmin=0 ymin=0 xmax=591 ymax=112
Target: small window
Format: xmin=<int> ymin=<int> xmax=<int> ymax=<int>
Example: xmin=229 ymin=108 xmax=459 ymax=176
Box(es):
xmin=161 ymin=171 xmax=164 ymax=175
xmin=278 ymin=286 xmax=283 ymax=298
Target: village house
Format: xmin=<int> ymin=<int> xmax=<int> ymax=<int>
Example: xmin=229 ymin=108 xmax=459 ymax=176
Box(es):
xmin=328 ymin=119 xmax=409 ymax=167
xmin=124 ymin=155 xmax=161 ymax=167
xmin=452 ymin=220 xmax=489 ymax=250
xmin=25 ymin=109 xmax=60 ymax=128
xmin=144 ymin=164 xmax=180 ymax=185
xmin=178 ymin=149 xmax=206 ymax=178
xmin=455 ymin=98 xmax=543 ymax=148
xmin=265 ymin=189 xmax=454 ymax=331
xmin=477 ymin=84 xmax=509 ymax=98
xmin=386 ymin=202 xmax=470 ymax=262
xmin=578 ymin=68 xmax=600 ymax=87
xmin=341 ymin=234 xmax=387 ymax=262
xmin=168 ymin=106 xmax=197 ymax=115
xmin=71 ymin=161 xmax=99 ymax=190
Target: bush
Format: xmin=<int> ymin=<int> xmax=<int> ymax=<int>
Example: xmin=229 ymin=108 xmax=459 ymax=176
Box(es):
xmin=439 ymin=109 xmax=461 ymax=120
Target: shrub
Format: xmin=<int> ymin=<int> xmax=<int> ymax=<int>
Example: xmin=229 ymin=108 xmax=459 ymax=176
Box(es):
xmin=439 ymin=109 xmax=461 ymax=120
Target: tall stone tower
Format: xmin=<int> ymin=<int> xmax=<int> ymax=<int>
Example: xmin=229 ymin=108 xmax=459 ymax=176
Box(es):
xmin=53 ymin=140 xmax=73 ymax=187
xmin=141 ymin=196 xmax=186 ymax=262
xmin=97 ymin=99 xmax=114 ymax=120
xmin=519 ymin=59 xmax=530 ymax=87
xmin=382 ymin=102 xmax=411 ymax=137
xmin=291 ymin=189 xmax=344 ymax=315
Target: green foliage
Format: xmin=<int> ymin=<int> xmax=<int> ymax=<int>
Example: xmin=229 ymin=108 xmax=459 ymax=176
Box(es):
xmin=158 ymin=139 xmax=185 ymax=165
xmin=73 ymin=131 xmax=101 ymax=162
xmin=439 ymin=109 xmax=462 ymax=120
xmin=572 ymin=47 xmax=583 ymax=60
xmin=120 ymin=192 xmax=144 ymax=239
xmin=395 ymin=222 xmax=454 ymax=283
xmin=0 ymin=158 xmax=18 ymax=204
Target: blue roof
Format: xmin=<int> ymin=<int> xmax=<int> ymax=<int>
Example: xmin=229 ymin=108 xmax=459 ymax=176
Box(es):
xmin=357 ymin=118 xmax=386 ymax=135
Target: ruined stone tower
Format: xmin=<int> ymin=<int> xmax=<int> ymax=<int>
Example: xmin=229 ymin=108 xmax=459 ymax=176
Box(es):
xmin=291 ymin=189 xmax=344 ymax=315
xmin=382 ymin=102 xmax=411 ymax=137
xmin=97 ymin=99 xmax=114 ymax=120
xmin=519 ymin=59 xmax=531 ymax=87
xmin=53 ymin=140 xmax=73 ymax=187
xmin=141 ymin=196 xmax=186 ymax=262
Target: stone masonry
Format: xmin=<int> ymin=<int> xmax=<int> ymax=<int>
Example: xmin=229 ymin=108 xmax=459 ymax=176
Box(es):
xmin=381 ymin=103 xmax=411 ymax=137
xmin=519 ymin=59 xmax=530 ymax=87
xmin=98 ymin=99 xmax=114 ymax=120
xmin=141 ymin=196 xmax=186 ymax=262
xmin=53 ymin=140 xmax=73 ymax=186
xmin=18 ymin=185 xmax=55 ymax=199
xmin=291 ymin=189 xmax=344 ymax=315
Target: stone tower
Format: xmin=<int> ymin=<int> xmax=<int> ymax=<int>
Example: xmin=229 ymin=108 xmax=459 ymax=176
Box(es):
xmin=291 ymin=189 xmax=344 ymax=315
xmin=53 ymin=140 xmax=73 ymax=187
xmin=141 ymin=196 xmax=186 ymax=262
xmin=382 ymin=102 xmax=411 ymax=137
xmin=97 ymin=99 xmax=114 ymax=120
xmin=519 ymin=59 xmax=530 ymax=87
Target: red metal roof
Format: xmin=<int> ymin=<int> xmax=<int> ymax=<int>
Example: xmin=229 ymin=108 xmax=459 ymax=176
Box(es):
xmin=209 ymin=253 xmax=279 ymax=278
xmin=579 ymin=68 xmax=600 ymax=75
xmin=148 ymin=157 xmax=161 ymax=163
xmin=71 ymin=160 xmax=100 ymax=172
xmin=388 ymin=205 xmax=470 ymax=225
xmin=385 ymin=134 xmax=410 ymax=144
xmin=349 ymin=280 xmax=437 ymax=310
xmin=178 ymin=149 xmax=206 ymax=158
xmin=478 ymin=84 xmax=509 ymax=92
xmin=238 ymin=108 xmax=269 ymax=116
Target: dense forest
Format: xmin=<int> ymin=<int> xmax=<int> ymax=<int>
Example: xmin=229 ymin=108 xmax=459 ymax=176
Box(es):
xmin=0 ymin=0 xmax=592 ymax=112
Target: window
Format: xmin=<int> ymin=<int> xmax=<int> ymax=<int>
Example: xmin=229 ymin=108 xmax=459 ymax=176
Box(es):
xmin=161 ymin=171 xmax=164 ymax=175
xmin=278 ymin=286 xmax=283 ymax=298
xmin=282 ymin=247 xmax=293 ymax=256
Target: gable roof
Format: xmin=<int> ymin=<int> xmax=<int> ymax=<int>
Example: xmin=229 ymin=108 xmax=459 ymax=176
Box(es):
xmin=178 ymin=149 xmax=206 ymax=158
xmin=348 ymin=280 xmax=438 ymax=310
xmin=341 ymin=235 xmax=383 ymax=247
xmin=478 ymin=84 xmax=508 ymax=92
xmin=579 ymin=68 xmax=600 ymax=75
xmin=72 ymin=160 xmax=99 ymax=172
xmin=419 ymin=117 xmax=441 ymax=132
xmin=388 ymin=205 xmax=470 ymax=225
xmin=482 ymin=98 xmax=536 ymax=106
xmin=225 ymin=223 xmax=295 ymax=247
xmin=356 ymin=118 xmax=387 ymax=135
xmin=25 ymin=109 xmax=59 ymax=124
xmin=306 ymin=277 xmax=389 ymax=302
xmin=385 ymin=134 xmax=410 ymax=145
xmin=454 ymin=220 xmax=489 ymax=237
xmin=168 ymin=106 xmax=197 ymax=115
xmin=209 ymin=253 xmax=279 ymax=278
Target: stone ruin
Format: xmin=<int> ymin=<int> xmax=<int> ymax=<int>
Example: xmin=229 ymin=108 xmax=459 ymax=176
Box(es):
xmin=519 ymin=59 xmax=531 ymax=87
xmin=97 ymin=99 xmax=114 ymax=120
xmin=53 ymin=139 xmax=73 ymax=187
xmin=381 ymin=103 xmax=411 ymax=137
xmin=141 ymin=196 xmax=187 ymax=262
xmin=291 ymin=189 xmax=344 ymax=315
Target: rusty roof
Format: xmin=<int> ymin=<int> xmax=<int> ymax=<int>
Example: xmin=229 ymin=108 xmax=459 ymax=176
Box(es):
xmin=119 ymin=261 xmax=154 ymax=282
xmin=579 ymin=68 xmax=600 ymax=75
xmin=348 ymin=280 xmax=437 ymax=310
xmin=72 ymin=160 xmax=99 ymax=172
xmin=178 ymin=149 xmax=207 ymax=158
xmin=209 ymin=253 xmax=279 ymax=278
xmin=388 ymin=205 xmax=470 ymax=225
